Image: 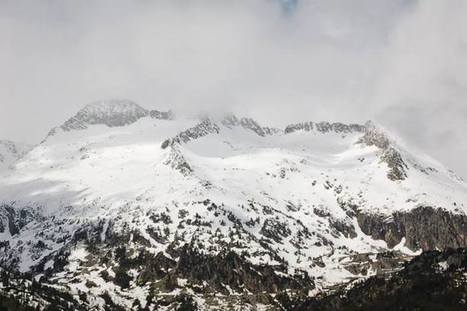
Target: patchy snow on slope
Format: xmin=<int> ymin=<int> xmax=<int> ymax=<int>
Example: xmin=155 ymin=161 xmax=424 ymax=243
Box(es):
xmin=0 ymin=105 xmax=466 ymax=308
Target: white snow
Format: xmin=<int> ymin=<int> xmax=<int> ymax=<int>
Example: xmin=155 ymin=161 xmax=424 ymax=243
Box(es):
xmin=0 ymin=140 xmax=32 ymax=172
xmin=0 ymin=110 xmax=466 ymax=294
xmin=438 ymin=261 xmax=449 ymax=271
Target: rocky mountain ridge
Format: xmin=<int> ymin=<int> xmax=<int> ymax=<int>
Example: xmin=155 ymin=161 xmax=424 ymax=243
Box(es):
xmin=0 ymin=100 xmax=466 ymax=310
xmin=46 ymin=99 xmax=173 ymax=137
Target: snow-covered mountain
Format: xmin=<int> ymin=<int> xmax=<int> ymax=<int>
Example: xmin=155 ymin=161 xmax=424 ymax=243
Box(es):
xmin=0 ymin=139 xmax=31 ymax=172
xmin=0 ymin=100 xmax=466 ymax=310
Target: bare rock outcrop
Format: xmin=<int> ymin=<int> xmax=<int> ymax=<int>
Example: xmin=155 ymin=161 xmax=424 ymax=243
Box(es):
xmin=357 ymin=206 xmax=467 ymax=251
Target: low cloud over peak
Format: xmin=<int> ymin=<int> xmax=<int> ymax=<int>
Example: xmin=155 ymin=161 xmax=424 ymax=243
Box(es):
xmin=0 ymin=0 xmax=466 ymax=177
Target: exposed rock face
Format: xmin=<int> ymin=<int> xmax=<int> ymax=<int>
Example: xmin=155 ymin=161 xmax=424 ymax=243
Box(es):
xmin=0 ymin=235 xmax=313 ymax=311
xmin=287 ymin=248 xmax=467 ymax=311
xmin=357 ymin=206 xmax=467 ymax=250
xmin=59 ymin=100 xmax=150 ymax=131
xmin=0 ymin=205 xmax=42 ymax=237
xmin=161 ymin=118 xmax=220 ymax=149
xmin=238 ymin=118 xmax=268 ymax=137
xmin=221 ymin=115 xmax=280 ymax=136
xmin=46 ymin=101 xmax=174 ymax=139
xmin=358 ymin=121 xmax=408 ymax=181
xmin=149 ymin=109 xmax=174 ymax=120
xmin=284 ymin=121 xmax=365 ymax=134
xmin=0 ymin=268 xmax=87 ymax=311
xmin=162 ymin=115 xmax=278 ymax=149
xmin=262 ymin=126 xmax=282 ymax=135
xmin=285 ymin=121 xmax=314 ymax=134
xmin=2 ymin=247 xmax=466 ymax=310
xmin=163 ymin=147 xmax=193 ymax=175
xmin=380 ymin=147 xmax=408 ymax=180
xmin=29 ymin=218 xmax=315 ymax=309
xmin=359 ymin=121 xmax=392 ymax=149
xmin=260 ymin=219 xmax=292 ymax=243
xmin=342 ymin=251 xmax=410 ymax=277
xmin=171 ymin=246 xmax=313 ymax=295
xmin=1 ymin=101 xmax=466 ymax=310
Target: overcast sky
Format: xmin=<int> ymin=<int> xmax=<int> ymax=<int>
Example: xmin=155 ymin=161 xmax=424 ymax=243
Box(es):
xmin=1 ymin=0 xmax=466 ymax=177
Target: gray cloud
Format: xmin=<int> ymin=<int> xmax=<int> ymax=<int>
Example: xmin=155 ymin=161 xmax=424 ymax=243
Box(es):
xmin=371 ymin=0 xmax=467 ymax=177
xmin=0 ymin=0 xmax=466 ymax=177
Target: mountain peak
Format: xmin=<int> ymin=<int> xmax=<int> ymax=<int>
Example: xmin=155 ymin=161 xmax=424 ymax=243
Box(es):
xmin=83 ymin=99 xmax=146 ymax=113
xmin=358 ymin=121 xmax=409 ymax=180
xmin=61 ymin=99 xmax=149 ymax=131
xmin=1 ymin=106 xmax=467 ymax=309
xmin=360 ymin=121 xmax=392 ymax=149
xmin=45 ymin=100 xmax=176 ymax=139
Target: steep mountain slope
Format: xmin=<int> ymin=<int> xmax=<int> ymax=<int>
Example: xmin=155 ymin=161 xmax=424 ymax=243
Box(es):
xmin=2 ymin=248 xmax=467 ymax=311
xmin=288 ymin=248 xmax=467 ymax=311
xmin=0 ymin=140 xmax=31 ymax=172
xmin=0 ymin=100 xmax=466 ymax=310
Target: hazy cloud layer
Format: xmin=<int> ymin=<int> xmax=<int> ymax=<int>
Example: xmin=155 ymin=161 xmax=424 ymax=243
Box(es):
xmin=0 ymin=0 xmax=466 ymax=177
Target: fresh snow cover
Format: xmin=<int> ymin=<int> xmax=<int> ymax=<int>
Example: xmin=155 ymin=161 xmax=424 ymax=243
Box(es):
xmin=0 ymin=101 xmax=466 ymax=303
xmin=0 ymin=139 xmax=32 ymax=171
xmin=56 ymin=99 xmax=150 ymax=131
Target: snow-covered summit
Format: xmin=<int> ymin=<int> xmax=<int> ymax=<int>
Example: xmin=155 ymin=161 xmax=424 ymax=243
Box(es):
xmin=0 ymin=101 xmax=466 ymax=309
xmin=4 ymin=101 xmax=465 ymax=215
xmin=46 ymin=100 xmax=174 ymax=139
xmin=59 ymin=99 xmax=149 ymax=131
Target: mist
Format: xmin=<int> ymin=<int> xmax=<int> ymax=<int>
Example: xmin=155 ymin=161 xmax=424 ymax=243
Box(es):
xmin=0 ymin=0 xmax=466 ymax=177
